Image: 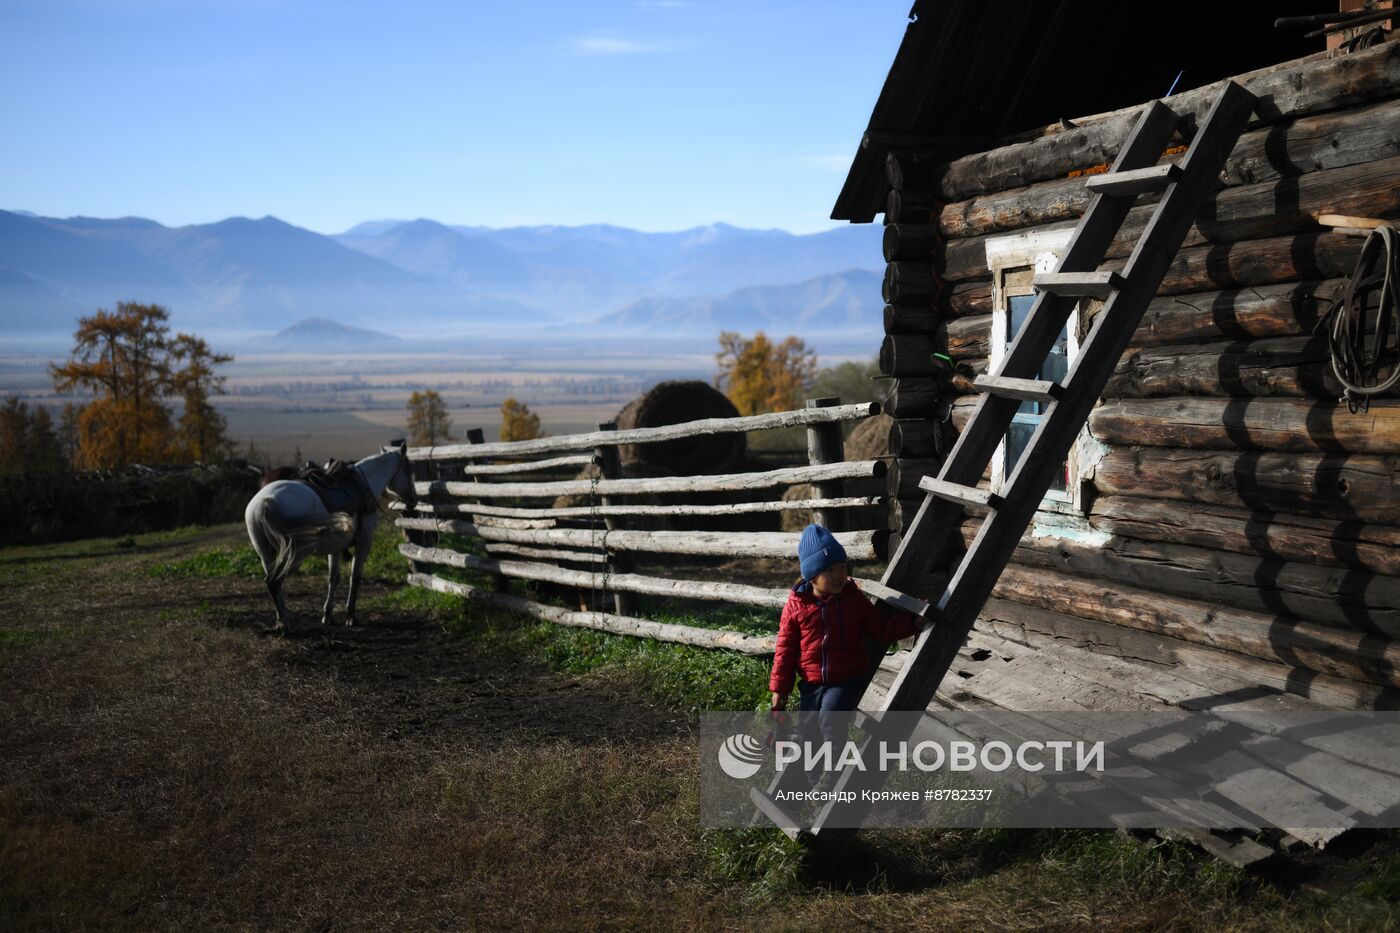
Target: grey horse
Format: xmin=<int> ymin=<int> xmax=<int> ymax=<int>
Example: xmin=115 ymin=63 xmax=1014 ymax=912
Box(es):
xmin=244 ymin=443 xmax=417 ymax=632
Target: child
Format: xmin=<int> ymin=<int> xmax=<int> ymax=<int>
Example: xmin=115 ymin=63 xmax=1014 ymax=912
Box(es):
xmin=769 ymin=523 xmax=923 ymax=720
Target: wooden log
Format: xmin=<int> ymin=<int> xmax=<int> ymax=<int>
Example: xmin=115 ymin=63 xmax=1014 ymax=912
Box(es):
xmin=407 ymin=572 xmax=777 ymax=655
xmin=400 ymin=542 xmax=788 ymax=608
xmin=395 ymin=518 xmax=887 ymax=561
xmin=460 ymin=454 xmax=597 ymax=475
xmin=887 ymin=457 xmax=944 ymax=501
xmin=886 ymin=189 xmax=938 ymax=225
xmin=884 ymin=378 xmax=942 ymax=418
xmin=941 ymin=278 xmax=993 ymax=317
xmin=1136 ymin=279 xmax=1344 ymax=346
xmin=987 ymin=564 xmax=1400 ymax=689
xmin=471 ymin=515 xmax=559 ymax=530
xmin=1091 ymin=448 xmax=1400 ymax=525
xmin=932 ymin=39 xmax=1400 ymax=201
xmin=417 ymin=459 xmax=887 ymax=500
xmin=402 ymin=495 xmax=884 ymax=520
xmin=882 ymin=261 xmax=941 ymax=305
xmin=412 ymin=401 xmax=879 ymax=460
xmin=477 ymin=543 xmax=608 ymax=566
xmin=883 ymin=224 xmax=941 ymax=263
xmin=886 ymin=149 xmax=961 ymax=192
xmin=889 ymin=419 xmax=946 ymax=459
xmin=805 ymin=397 xmax=846 ymax=531
xmin=879 ymin=334 xmax=937 ymax=377
xmin=940 ymin=314 xmax=991 ymax=359
xmin=1150 ymin=231 xmax=1363 ymax=297
xmin=936 ymin=97 xmax=1400 ymax=239
xmin=937 ymin=157 xmax=1400 ymax=282
xmin=993 ymin=528 xmax=1400 ymax=637
xmin=1088 ymin=495 xmax=1400 ymax=577
xmin=884 ymin=303 xmax=937 ymax=335
xmin=977 ymin=598 xmax=1398 ymax=711
xmin=1088 ymin=398 xmax=1400 ymax=454
xmin=1104 ymin=336 xmax=1358 ymax=400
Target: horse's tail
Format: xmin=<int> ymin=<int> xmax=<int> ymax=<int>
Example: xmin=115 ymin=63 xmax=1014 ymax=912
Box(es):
xmin=251 ymin=495 xmax=355 ymax=581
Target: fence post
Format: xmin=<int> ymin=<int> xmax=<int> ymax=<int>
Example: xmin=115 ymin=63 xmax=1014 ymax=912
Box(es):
xmin=805 ymin=396 xmax=845 ymax=532
xmin=465 ymin=428 xmax=511 ymax=594
xmin=594 ymin=421 xmax=637 ymax=617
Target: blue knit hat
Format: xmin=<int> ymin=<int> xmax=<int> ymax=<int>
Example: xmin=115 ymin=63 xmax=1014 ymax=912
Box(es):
xmin=798 ymin=523 xmax=847 ymax=581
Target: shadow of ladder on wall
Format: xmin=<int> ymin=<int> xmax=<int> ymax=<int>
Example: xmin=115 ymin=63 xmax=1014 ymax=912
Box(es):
xmin=749 ymin=80 xmax=1260 ymax=864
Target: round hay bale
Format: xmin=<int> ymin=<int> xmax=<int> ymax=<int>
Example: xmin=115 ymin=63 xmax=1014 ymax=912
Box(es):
xmin=844 ymin=412 xmax=892 ymax=462
xmin=615 ymin=381 xmax=745 ymax=474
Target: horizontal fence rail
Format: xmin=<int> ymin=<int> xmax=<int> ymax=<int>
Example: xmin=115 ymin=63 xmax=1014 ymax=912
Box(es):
xmin=409 ymin=572 xmax=779 ymax=654
xmin=412 ymin=459 xmax=886 ymax=500
xmin=398 ymin=397 xmax=916 ymax=655
xmin=409 ymin=401 xmax=879 ymax=460
xmin=393 ymin=495 xmax=884 ymax=520
xmin=394 ymin=519 xmax=889 ymax=561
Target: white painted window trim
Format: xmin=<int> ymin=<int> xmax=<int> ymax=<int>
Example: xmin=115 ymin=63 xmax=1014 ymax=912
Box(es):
xmin=984 ymin=229 xmax=1108 ymax=543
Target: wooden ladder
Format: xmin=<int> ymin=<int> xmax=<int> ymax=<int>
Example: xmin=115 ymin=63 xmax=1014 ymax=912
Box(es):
xmin=752 ymin=80 xmax=1258 ymax=861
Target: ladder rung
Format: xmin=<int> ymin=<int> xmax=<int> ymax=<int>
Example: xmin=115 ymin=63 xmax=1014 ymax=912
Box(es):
xmin=1032 ymin=270 xmax=1126 ymax=298
xmin=852 ymin=577 xmax=931 ymax=617
xmin=973 ymin=374 xmax=1064 ymax=404
xmin=748 ymin=787 xmax=806 ymax=840
xmin=918 ymin=477 xmax=1003 ymax=511
xmin=1084 ymin=162 xmax=1183 ymax=196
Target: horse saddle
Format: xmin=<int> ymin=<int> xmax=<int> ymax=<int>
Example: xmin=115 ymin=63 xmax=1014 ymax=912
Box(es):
xmin=297 ymin=460 xmax=377 ymax=516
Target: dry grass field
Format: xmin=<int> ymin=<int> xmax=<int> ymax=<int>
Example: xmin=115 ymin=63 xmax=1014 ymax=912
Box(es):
xmin=4 ymin=524 xmax=1400 ymax=930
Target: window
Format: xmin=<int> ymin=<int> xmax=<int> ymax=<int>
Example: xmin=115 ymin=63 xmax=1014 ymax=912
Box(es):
xmin=984 ymin=228 xmax=1098 ymax=519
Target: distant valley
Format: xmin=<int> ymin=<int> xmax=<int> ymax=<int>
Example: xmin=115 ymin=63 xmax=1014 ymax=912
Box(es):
xmin=0 ymin=211 xmax=885 ymax=341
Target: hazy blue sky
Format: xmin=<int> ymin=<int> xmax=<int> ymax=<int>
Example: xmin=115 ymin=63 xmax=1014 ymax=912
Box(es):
xmin=1 ymin=1 xmax=908 ymax=234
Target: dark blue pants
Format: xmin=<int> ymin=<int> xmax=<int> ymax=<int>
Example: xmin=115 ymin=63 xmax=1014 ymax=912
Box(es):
xmin=797 ymin=676 xmax=864 ymax=784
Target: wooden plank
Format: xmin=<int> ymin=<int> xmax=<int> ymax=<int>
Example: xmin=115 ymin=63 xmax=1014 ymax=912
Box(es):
xmin=395 ymin=518 xmax=886 ymax=561
xmin=849 ymin=577 xmax=930 ymax=617
xmin=399 ymin=496 xmax=884 ymax=520
xmin=411 ymin=401 xmax=879 ymax=460
xmin=415 ymin=459 xmax=887 ymax=500
xmin=918 ymin=477 xmax=1002 ymax=510
xmin=400 ymin=542 xmax=788 ymax=608
xmin=973 ymin=374 xmax=1062 ymax=403
xmin=407 ymin=572 xmax=777 ymax=654
xmin=1032 ymin=270 xmax=1126 ymax=298
xmin=1085 ymin=163 xmax=1182 ymax=196
xmin=459 ymin=454 xmax=596 ymax=475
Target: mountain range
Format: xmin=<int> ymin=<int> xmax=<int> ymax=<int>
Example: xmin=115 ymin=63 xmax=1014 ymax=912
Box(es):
xmin=0 ymin=210 xmax=885 ymax=338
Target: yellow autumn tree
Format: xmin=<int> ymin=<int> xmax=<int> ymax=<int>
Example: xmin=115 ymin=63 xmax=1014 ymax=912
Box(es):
xmin=714 ymin=331 xmax=818 ymax=415
xmin=500 ymin=397 xmax=543 ymax=441
xmin=49 ymin=302 xmax=234 ymax=469
xmin=169 ymin=334 xmax=234 ymax=461
xmin=406 ymin=390 xmax=453 ymax=446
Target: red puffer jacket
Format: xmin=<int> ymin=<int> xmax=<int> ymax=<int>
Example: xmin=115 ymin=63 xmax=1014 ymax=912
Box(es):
xmin=769 ymin=579 xmax=921 ymax=695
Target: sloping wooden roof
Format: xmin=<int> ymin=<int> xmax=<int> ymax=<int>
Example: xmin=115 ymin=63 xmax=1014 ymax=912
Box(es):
xmin=832 ymin=0 xmax=1323 ymax=223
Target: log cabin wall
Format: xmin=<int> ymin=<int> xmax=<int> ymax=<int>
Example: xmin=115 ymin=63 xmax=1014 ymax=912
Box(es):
xmin=879 ymin=36 xmax=1400 ymax=710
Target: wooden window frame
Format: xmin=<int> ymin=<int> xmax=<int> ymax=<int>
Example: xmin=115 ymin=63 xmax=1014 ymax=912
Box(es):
xmin=985 ymin=228 xmax=1090 ymax=519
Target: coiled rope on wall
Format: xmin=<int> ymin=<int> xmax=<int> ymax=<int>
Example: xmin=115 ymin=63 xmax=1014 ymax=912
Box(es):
xmin=1319 ymin=224 xmax=1400 ymax=413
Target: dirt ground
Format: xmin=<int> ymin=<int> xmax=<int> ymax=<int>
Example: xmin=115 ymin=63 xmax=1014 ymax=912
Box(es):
xmin=0 ymin=525 xmax=709 ymax=929
xmin=4 ymin=525 xmax=1399 ymax=931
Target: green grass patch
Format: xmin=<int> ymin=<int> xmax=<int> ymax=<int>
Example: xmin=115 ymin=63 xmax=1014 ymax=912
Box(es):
xmin=446 ymin=592 xmax=773 ymax=715
xmin=0 ymin=627 xmax=56 ymax=650
xmin=146 ymin=520 xmax=411 ymax=583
